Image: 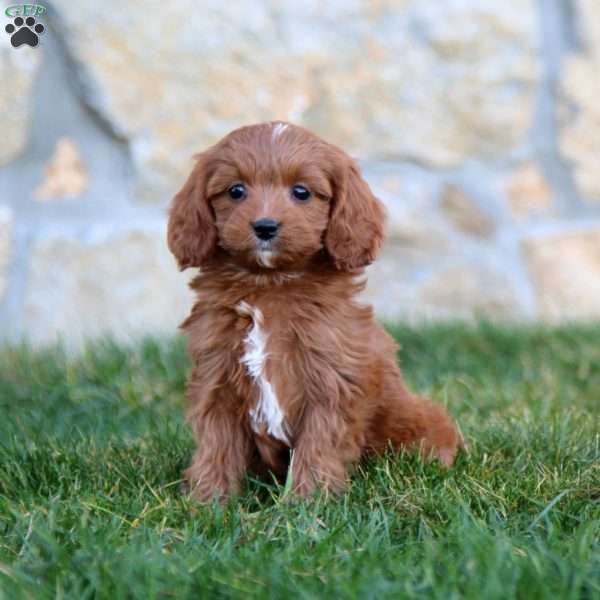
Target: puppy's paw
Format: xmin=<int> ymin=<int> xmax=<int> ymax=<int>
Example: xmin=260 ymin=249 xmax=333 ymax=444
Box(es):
xmin=288 ymin=459 xmax=349 ymax=498
xmin=433 ymin=445 xmax=459 ymax=468
xmin=184 ymin=483 xmax=230 ymax=505
xmin=415 ymin=399 xmax=466 ymax=468
xmin=182 ymin=470 xmax=236 ymax=505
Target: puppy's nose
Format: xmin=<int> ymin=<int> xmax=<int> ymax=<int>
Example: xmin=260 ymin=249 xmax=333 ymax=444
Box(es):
xmin=252 ymin=218 xmax=280 ymax=241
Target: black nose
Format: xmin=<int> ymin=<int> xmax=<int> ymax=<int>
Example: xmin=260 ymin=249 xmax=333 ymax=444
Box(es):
xmin=252 ymin=218 xmax=280 ymax=241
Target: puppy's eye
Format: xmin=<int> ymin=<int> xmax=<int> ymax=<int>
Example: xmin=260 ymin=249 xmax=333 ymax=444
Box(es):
xmin=291 ymin=185 xmax=311 ymax=202
xmin=228 ymin=183 xmax=247 ymax=201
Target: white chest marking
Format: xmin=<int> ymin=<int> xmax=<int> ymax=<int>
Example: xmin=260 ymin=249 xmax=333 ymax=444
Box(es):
xmin=237 ymin=301 xmax=290 ymax=445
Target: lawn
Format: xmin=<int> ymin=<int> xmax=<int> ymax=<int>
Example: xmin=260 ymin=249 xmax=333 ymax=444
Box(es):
xmin=0 ymin=323 xmax=599 ymax=599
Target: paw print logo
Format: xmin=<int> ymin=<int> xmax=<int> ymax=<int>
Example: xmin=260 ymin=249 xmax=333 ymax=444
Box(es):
xmin=5 ymin=16 xmax=45 ymax=48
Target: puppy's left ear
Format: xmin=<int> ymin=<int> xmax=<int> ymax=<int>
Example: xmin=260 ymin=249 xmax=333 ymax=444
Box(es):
xmin=325 ymin=160 xmax=386 ymax=270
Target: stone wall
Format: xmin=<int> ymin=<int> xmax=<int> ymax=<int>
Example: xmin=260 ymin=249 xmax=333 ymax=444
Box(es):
xmin=1 ymin=0 xmax=599 ymax=345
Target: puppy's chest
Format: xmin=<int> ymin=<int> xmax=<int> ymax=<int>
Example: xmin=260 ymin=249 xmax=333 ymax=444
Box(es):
xmin=235 ymin=301 xmax=292 ymax=446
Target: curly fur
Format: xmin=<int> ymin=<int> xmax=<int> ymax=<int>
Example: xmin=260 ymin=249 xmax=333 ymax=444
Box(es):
xmin=167 ymin=122 xmax=463 ymax=502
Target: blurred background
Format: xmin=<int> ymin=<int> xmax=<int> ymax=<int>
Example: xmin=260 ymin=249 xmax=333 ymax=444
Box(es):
xmin=1 ymin=0 xmax=599 ymax=346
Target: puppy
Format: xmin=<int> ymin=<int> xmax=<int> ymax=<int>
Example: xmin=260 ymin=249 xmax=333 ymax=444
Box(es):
xmin=168 ymin=122 xmax=463 ymax=501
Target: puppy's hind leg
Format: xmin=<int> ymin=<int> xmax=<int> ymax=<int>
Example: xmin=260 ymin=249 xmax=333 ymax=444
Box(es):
xmin=371 ymin=368 xmax=464 ymax=467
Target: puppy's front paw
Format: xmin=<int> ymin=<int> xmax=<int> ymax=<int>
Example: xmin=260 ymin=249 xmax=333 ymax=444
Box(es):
xmin=183 ymin=467 xmax=237 ymax=504
xmin=184 ymin=480 xmax=230 ymax=504
xmin=289 ymin=456 xmax=349 ymax=498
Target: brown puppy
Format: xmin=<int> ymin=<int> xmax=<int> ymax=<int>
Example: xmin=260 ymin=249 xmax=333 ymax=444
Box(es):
xmin=168 ymin=122 xmax=463 ymax=502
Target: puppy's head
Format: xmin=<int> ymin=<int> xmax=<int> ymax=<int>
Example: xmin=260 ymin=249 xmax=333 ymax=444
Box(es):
xmin=167 ymin=122 xmax=385 ymax=272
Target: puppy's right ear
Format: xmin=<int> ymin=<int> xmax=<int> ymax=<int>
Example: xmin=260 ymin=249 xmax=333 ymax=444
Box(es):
xmin=167 ymin=154 xmax=218 ymax=270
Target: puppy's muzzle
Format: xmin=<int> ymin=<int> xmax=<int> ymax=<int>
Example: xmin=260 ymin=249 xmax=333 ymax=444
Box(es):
xmin=252 ymin=218 xmax=280 ymax=241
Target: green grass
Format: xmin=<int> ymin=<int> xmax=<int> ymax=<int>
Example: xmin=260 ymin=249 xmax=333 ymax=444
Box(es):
xmin=1 ymin=323 xmax=599 ymax=599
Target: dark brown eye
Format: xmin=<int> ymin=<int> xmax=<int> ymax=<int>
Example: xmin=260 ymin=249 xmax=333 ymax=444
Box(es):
xmin=291 ymin=185 xmax=311 ymax=202
xmin=228 ymin=183 xmax=247 ymax=201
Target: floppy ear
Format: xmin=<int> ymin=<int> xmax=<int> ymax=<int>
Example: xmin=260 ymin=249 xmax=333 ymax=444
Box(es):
xmin=167 ymin=155 xmax=218 ymax=270
xmin=324 ymin=160 xmax=386 ymax=270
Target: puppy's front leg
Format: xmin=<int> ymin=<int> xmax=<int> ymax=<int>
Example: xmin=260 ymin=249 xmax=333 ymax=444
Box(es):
xmin=185 ymin=402 xmax=251 ymax=503
xmin=290 ymin=403 xmax=361 ymax=497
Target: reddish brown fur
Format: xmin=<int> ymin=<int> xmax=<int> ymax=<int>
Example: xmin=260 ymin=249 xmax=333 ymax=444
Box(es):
xmin=168 ymin=122 xmax=463 ymax=502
